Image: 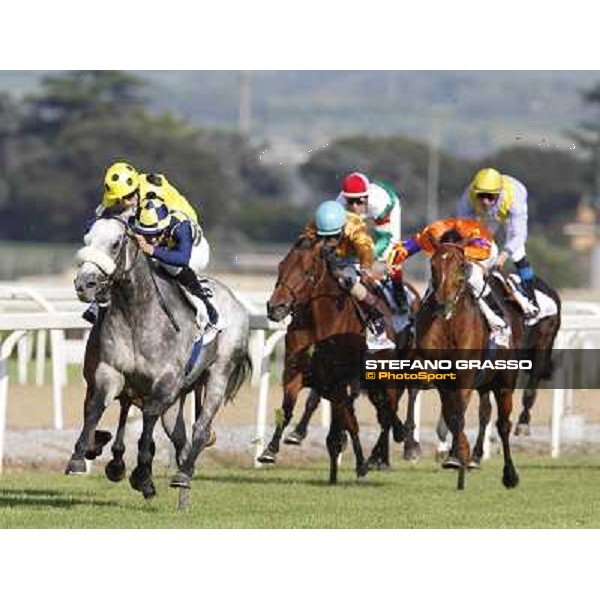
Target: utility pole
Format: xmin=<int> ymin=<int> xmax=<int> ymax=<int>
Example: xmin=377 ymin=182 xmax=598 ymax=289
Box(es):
xmin=239 ymin=71 xmax=252 ymax=136
xmin=427 ymin=116 xmax=441 ymax=223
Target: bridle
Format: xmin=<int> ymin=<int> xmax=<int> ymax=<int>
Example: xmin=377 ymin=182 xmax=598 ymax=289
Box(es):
xmin=431 ymin=243 xmax=468 ymax=320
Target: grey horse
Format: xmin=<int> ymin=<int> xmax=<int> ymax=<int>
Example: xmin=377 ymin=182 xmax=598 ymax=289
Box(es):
xmin=66 ymin=216 xmax=251 ymax=505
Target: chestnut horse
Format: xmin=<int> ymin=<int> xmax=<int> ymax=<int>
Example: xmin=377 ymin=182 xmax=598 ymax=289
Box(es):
xmin=417 ymin=239 xmax=525 ymax=490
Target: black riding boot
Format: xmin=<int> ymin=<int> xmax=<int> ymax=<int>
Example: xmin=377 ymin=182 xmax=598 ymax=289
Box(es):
xmin=360 ymin=290 xmax=386 ymax=336
xmin=176 ymin=267 xmax=219 ymax=327
xmin=391 ymin=277 xmax=409 ymax=313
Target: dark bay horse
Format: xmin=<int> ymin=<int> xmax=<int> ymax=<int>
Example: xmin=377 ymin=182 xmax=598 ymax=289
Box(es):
xmin=417 ymin=239 xmax=525 ymax=490
xmin=266 ymin=236 xmax=401 ymax=483
xmin=262 ymin=236 xmax=417 ymax=472
xmin=66 ymin=217 xmax=251 ymax=507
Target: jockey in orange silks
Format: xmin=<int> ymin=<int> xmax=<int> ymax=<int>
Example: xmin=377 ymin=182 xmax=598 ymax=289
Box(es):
xmin=388 ymin=217 xmax=511 ymax=347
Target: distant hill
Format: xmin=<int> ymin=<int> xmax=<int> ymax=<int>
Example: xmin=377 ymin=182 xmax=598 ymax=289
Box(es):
xmin=1 ymin=70 xmax=597 ymax=157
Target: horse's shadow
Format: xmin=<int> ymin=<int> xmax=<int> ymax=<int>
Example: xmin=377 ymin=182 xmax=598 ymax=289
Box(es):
xmin=195 ymin=472 xmax=387 ymax=488
xmin=0 ymin=488 xmax=119 ymax=510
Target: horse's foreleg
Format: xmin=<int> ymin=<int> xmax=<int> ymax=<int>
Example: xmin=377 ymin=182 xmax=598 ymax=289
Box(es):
xmin=285 ymin=388 xmax=320 ymax=445
xmin=470 ymin=391 xmax=493 ymax=468
xmin=105 ymin=399 xmax=131 ymax=482
xmin=367 ymin=389 xmax=391 ymax=470
xmin=326 ymin=402 xmax=344 ymax=484
xmin=257 ymin=369 xmax=303 ymax=464
xmin=342 ymin=401 xmax=368 ymax=479
xmin=435 ymin=410 xmax=450 ymax=461
xmin=66 ymin=363 xmax=124 ymax=475
xmin=129 ymin=411 xmax=160 ymax=499
xmin=403 ymin=386 xmax=422 ymax=462
xmin=440 ymin=391 xmax=471 ymax=491
xmin=494 ymin=388 xmax=519 ymax=489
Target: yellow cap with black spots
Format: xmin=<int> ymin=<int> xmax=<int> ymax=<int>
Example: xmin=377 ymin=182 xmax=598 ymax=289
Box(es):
xmin=103 ymin=162 xmax=140 ymax=204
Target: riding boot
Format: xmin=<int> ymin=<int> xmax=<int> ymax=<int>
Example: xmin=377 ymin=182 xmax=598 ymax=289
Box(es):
xmin=515 ymin=257 xmax=540 ymax=316
xmin=520 ymin=277 xmax=540 ymax=315
xmin=353 ymin=285 xmax=386 ymax=336
xmin=391 ymin=275 xmax=409 ymax=313
xmin=176 ymin=267 xmax=219 ymax=327
xmin=478 ymin=292 xmax=511 ymax=348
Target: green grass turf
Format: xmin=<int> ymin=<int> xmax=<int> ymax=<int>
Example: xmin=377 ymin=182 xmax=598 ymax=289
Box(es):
xmin=1 ymin=455 xmax=600 ymax=528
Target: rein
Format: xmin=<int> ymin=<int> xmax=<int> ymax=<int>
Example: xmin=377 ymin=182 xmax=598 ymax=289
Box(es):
xmin=145 ymin=256 xmax=181 ymax=333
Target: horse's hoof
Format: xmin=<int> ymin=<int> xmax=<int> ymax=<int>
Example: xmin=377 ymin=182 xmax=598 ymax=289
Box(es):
xmin=503 ymin=467 xmax=520 ymax=489
xmin=105 ymin=459 xmax=126 ymax=482
xmin=442 ymin=456 xmax=462 ymax=470
xmin=284 ymin=430 xmax=306 ymax=446
xmin=142 ymin=480 xmax=156 ymax=500
xmin=85 ymin=430 xmax=113 ymax=460
xmin=129 ymin=467 xmax=150 ymax=493
xmin=65 ymin=458 xmax=87 ymax=475
xmin=403 ymin=442 xmax=422 ymax=463
xmin=205 ymin=428 xmax=217 ymax=448
xmin=392 ymin=423 xmax=406 ymax=444
xmin=515 ymin=423 xmax=530 ymax=437
xmin=256 ymin=448 xmax=277 ymax=464
xmin=356 ymin=463 xmax=370 ymax=479
xmin=468 ymin=459 xmax=481 ymax=470
xmin=170 ymin=471 xmax=192 ymax=489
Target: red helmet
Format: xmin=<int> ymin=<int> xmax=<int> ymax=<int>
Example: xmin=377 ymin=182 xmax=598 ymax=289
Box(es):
xmin=341 ymin=172 xmax=369 ymax=198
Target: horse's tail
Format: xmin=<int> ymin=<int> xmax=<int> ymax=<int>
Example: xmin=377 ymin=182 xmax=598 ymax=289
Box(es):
xmin=224 ymin=348 xmax=253 ymax=404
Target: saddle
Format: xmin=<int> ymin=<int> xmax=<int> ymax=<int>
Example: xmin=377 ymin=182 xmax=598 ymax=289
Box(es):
xmin=491 ymin=269 xmax=558 ymax=325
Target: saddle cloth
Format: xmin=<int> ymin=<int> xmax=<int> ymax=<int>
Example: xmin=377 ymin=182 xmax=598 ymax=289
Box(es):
xmin=178 ymin=282 xmax=226 ymax=342
xmin=492 ymin=272 xmax=558 ymax=325
xmin=382 ymin=281 xmax=416 ymax=333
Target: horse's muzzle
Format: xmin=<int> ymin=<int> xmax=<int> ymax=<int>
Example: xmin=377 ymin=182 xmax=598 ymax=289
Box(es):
xmin=74 ymin=269 xmax=105 ymax=303
xmin=267 ymin=301 xmax=290 ymax=322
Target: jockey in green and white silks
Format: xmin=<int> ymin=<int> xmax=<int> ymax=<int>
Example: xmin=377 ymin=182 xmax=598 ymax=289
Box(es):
xmin=336 ymin=171 xmax=408 ymax=314
xmin=456 ymin=167 xmax=539 ymax=316
xmin=336 ymin=172 xmax=401 ymax=262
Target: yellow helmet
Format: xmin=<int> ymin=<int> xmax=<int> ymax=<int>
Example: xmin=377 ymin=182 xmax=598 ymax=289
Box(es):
xmin=133 ymin=197 xmax=172 ymax=235
xmin=103 ymin=162 xmax=140 ymax=202
xmin=472 ymin=168 xmax=503 ymax=195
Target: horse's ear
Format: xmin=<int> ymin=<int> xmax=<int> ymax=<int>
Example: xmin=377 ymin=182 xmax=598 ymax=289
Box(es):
xmin=297 ymin=236 xmax=313 ymax=250
xmin=423 ymin=231 xmax=439 ymax=251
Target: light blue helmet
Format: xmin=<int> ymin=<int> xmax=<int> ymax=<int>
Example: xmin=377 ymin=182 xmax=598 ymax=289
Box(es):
xmin=315 ymin=200 xmax=346 ymax=236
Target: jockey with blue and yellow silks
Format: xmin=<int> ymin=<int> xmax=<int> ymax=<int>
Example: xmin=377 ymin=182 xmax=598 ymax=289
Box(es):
xmin=336 ymin=172 xmax=408 ymax=312
xmin=132 ymin=197 xmax=218 ymax=329
xmin=456 ymin=167 xmax=539 ymax=315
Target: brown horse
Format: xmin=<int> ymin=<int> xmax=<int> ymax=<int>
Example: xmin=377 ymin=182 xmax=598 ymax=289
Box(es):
xmin=261 ymin=236 xmax=419 ymax=470
xmin=435 ymin=274 xmax=561 ymax=466
xmin=417 ymin=239 xmax=524 ymax=490
xmin=266 ymin=236 xmax=401 ymax=483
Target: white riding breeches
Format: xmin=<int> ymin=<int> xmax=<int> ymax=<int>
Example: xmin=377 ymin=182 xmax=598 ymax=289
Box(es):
xmin=161 ymin=236 xmax=211 ymax=277
xmin=467 ymin=241 xmax=499 ymax=297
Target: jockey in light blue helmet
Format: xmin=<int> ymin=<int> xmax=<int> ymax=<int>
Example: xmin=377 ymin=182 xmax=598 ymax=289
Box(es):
xmin=315 ymin=200 xmax=347 ymax=236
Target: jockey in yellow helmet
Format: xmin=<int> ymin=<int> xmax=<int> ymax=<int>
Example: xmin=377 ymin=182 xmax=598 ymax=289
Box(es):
xmin=457 ymin=167 xmax=539 ymax=316
xmin=98 ymin=161 xmax=199 ymax=224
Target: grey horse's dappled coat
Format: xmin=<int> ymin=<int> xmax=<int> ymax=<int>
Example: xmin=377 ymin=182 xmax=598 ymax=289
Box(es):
xmin=69 ymin=217 xmax=251 ymax=500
